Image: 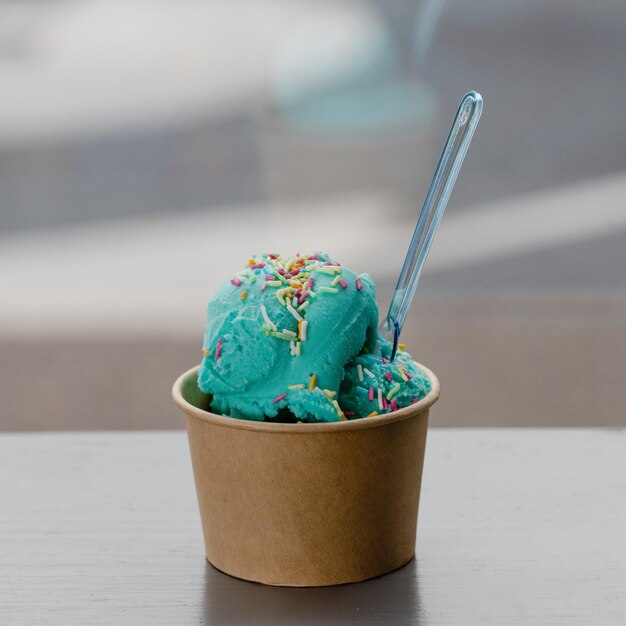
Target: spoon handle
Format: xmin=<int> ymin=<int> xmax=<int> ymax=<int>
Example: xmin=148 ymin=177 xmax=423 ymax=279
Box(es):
xmin=381 ymin=91 xmax=483 ymax=356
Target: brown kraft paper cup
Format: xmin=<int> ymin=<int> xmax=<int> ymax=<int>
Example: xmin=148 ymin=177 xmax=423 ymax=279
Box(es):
xmin=172 ymin=363 xmax=440 ymax=587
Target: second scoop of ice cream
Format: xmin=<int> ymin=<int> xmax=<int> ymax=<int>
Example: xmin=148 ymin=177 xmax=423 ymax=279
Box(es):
xmin=339 ymin=344 xmax=431 ymax=418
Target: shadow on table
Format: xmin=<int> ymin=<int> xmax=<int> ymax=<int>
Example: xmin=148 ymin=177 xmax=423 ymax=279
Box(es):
xmin=201 ymin=558 xmax=424 ymax=625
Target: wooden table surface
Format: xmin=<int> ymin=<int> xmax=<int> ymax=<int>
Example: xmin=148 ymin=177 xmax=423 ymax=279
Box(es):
xmin=1 ymin=430 xmax=624 ymax=625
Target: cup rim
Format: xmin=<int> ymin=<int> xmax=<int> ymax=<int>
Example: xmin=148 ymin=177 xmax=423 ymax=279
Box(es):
xmin=172 ymin=362 xmax=440 ymax=434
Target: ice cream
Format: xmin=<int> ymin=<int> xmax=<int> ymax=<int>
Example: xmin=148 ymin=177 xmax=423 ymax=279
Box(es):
xmin=198 ymin=252 xmax=430 ymax=422
xmin=339 ymin=345 xmax=432 ymax=418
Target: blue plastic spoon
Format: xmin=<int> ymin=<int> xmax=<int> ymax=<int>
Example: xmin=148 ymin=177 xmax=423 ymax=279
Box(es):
xmin=380 ymin=90 xmax=483 ymax=359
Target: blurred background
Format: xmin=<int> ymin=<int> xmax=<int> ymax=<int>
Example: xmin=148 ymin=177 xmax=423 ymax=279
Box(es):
xmin=1 ymin=0 xmax=624 ymax=430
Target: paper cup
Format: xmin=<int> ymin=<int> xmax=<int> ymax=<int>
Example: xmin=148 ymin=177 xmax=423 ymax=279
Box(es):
xmin=172 ymin=364 xmax=439 ymax=587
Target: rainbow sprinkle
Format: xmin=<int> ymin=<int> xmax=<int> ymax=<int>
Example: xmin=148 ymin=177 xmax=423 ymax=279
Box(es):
xmin=356 ymin=277 xmax=362 ymax=291
xmin=215 ymin=338 xmax=223 ymax=361
xmin=273 ymin=393 xmax=286 ymax=404
xmin=287 ymin=303 xmax=303 ymax=321
xmin=316 ymin=266 xmax=338 ymax=275
xmin=276 ymin=287 xmax=290 ymax=304
xmin=309 ymin=374 xmax=316 ymax=390
xmin=230 ymin=278 xmax=242 ymax=287
xmin=387 ymin=384 xmax=401 ymax=400
xmin=260 ymin=305 xmax=277 ymax=331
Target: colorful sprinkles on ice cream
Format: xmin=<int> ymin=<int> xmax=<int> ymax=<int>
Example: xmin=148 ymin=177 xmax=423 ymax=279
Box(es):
xmin=226 ymin=253 xmax=368 ymax=363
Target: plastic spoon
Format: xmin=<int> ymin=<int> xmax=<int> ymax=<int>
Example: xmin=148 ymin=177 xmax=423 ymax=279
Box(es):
xmin=380 ymin=90 xmax=483 ymax=360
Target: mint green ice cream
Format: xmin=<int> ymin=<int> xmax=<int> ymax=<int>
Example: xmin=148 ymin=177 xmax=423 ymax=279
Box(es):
xmin=339 ymin=345 xmax=431 ymax=418
xmin=198 ymin=252 xmax=431 ymax=423
xmin=198 ymin=252 xmax=378 ymax=422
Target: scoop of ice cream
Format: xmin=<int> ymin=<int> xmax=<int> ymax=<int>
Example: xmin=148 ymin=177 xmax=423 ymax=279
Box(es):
xmin=338 ymin=342 xmax=431 ymax=419
xmin=198 ymin=252 xmax=378 ymax=422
